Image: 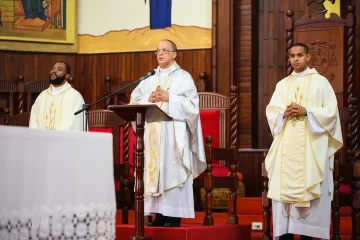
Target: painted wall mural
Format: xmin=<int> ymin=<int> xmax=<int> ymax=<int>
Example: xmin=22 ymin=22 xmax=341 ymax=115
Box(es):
xmin=0 ymin=0 xmax=76 ymax=44
xmin=77 ymin=0 xmax=212 ymax=54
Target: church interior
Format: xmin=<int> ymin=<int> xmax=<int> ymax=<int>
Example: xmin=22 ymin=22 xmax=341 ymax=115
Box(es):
xmin=1 ymin=0 xmax=360 ymax=239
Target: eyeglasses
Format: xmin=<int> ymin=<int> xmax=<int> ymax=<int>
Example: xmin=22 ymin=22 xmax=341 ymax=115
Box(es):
xmin=154 ymin=49 xmax=176 ymax=55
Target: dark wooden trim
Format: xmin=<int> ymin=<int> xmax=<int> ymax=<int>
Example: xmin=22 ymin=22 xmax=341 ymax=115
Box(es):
xmin=212 ymin=0 xmax=217 ymax=92
xmin=216 ymin=0 xmax=233 ymax=96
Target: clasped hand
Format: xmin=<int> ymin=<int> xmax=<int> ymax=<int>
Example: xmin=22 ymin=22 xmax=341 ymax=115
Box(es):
xmin=148 ymin=89 xmax=169 ymax=103
xmin=284 ymin=103 xmax=306 ymax=118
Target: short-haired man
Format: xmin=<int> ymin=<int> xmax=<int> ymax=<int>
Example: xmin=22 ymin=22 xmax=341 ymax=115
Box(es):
xmin=265 ymin=43 xmax=343 ymax=240
xmin=29 ymin=61 xmax=85 ymax=131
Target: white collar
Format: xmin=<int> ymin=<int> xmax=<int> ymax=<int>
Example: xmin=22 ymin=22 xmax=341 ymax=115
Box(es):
xmin=291 ymin=67 xmax=310 ymax=78
xmin=158 ymin=63 xmax=175 ymax=76
xmin=51 ymin=82 xmax=68 ymax=95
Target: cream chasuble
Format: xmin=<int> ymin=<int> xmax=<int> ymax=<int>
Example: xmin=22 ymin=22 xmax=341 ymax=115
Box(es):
xmin=265 ymin=68 xmax=343 ymax=239
xmin=130 ymin=61 xmax=206 ymax=218
xmin=29 ymin=82 xmax=85 ymax=131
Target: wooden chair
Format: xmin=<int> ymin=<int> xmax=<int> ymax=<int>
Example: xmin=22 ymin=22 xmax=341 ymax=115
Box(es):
xmin=88 ymin=109 xmax=123 ymax=164
xmin=87 ymin=109 xmax=134 ymax=223
xmin=8 ymin=112 xmax=31 ymax=127
xmin=201 ymin=136 xmax=238 ymax=226
xmin=193 ymin=86 xmax=242 ymax=226
xmin=0 ymin=75 xmax=23 ymax=123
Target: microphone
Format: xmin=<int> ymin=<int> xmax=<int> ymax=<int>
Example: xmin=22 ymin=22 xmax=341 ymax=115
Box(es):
xmin=138 ymin=70 xmax=156 ymax=82
xmin=74 ymin=70 xmax=156 ymax=116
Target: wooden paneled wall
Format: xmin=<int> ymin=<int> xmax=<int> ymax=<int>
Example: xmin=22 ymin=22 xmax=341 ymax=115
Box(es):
xmin=257 ymin=0 xmax=307 ymax=148
xmin=0 ymin=50 xmax=211 ymax=110
xmin=234 ymin=0 xmax=257 ymax=148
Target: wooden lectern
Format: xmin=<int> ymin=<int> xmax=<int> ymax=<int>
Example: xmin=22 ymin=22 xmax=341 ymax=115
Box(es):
xmin=107 ymin=104 xmax=172 ymax=240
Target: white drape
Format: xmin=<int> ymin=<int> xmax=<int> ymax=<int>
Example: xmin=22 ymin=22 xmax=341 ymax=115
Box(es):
xmin=0 ymin=126 xmax=116 ymax=240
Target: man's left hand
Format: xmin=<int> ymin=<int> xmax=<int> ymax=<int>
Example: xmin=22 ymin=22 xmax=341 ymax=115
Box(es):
xmin=155 ymin=89 xmax=169 ymax=102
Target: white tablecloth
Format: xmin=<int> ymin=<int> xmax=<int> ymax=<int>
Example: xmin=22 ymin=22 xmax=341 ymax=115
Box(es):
xmin=0 ymin=126 xmax=116 ymax=240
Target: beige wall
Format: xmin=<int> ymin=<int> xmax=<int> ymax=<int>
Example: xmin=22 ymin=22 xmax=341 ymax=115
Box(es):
xmin=78 ymin=0 xmax=211 ymax=36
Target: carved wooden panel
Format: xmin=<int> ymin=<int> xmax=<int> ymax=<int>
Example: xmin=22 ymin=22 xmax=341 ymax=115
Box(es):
xmin=25 ymin=81 xmax=50 ymax=92
xmin=198 ymin=92 xmax=230 ymax=109
xmin=0 ymin=81 xmax=17 ymax=92
xmin=294 ymin=28 xmax=344 ymax=100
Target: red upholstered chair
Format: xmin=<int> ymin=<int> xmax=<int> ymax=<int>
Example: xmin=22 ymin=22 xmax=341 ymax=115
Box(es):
xmin=198 ymin=92 xmax=232 ymax=177
xmin=103 ymin=76 xmax=137 ymax=178
xmin=193 ymin=86 xmax=244 ymax=226
xmin=87 ymin=110 xmax=125 ymax=207
xmin=103 ymin=76 xmax=138 ymax=224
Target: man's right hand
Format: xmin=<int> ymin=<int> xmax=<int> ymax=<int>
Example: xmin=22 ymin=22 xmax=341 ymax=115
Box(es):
xmin=148 ymin=91 xmax=157 ymax=103
xmin=284 ymin=103 xmax=294 ymax=118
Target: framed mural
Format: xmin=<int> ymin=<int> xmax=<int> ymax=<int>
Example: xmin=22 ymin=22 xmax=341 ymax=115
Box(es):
xmin=77 ymin=0 xmax=212 ymax=54
xmin=0 ymin=0 xmax=76 ymax=44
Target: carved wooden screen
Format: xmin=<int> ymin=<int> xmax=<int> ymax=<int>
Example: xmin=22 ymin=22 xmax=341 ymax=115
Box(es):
xmin=294 ymin=30 xmax=344 ymax=105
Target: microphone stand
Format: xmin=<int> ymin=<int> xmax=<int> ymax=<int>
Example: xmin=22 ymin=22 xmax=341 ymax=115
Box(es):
xmin=74 ymin=78 xmax=143 ymax=132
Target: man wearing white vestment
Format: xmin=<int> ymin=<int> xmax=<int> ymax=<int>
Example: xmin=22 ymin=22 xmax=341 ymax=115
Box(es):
xmin=265 ymin=43 xmax=343 ymax=240
xmin=29 ymin=61 xmax=85 ymax=131
xmin=130 ymin=40 xmax=206 ymax=227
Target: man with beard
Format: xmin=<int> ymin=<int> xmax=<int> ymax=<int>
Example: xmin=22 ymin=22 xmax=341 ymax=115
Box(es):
xmin=29 ymin=61 xmax=85 ymax=131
